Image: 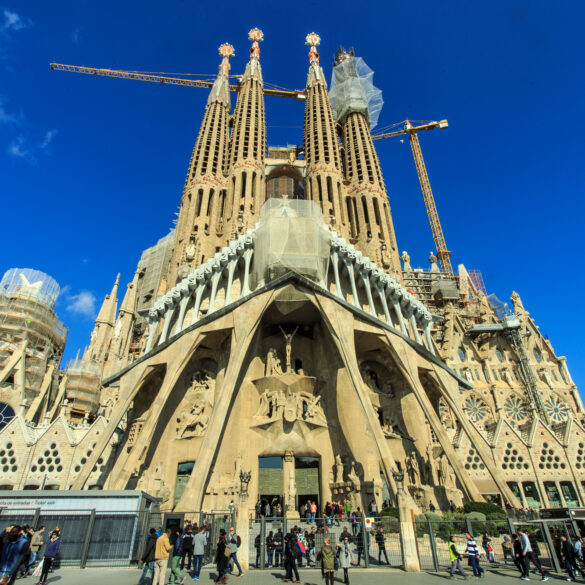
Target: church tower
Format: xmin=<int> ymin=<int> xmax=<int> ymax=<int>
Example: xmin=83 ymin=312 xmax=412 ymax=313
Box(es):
xmin=167 ymin=43 xmax=235 ymax=286
xmin=302 ymin=33 xmax=346 ymax=230
xmin=85 ymin=273 xmax=119 ymax=363
xmin=331 ymin=47 xmax=402 ymax=276
xmin=225 ymin=28 xmax=267 ymax=236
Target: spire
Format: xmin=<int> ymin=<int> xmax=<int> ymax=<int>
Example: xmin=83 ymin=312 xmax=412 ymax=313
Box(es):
xmin=207 ymin=42 xmax=235 ymax=107
xmin=225 ymin=29 xmax=267 ymax=235
xmin=166 ymin=44 xmax=235 ymax=284
xmin=95 ymin=273 xmax=119 ymax=325
xmin=302 ymin=32 xmax=345 ymax=230
xmin=118 ymin=270 xmax=138 ymax=316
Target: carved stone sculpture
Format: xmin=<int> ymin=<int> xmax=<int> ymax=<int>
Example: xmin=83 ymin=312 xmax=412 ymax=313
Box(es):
xmin=177 ymin=399 xmax=210 ymax=438
xmin=335 ymin=454 xmax=344 ymax=483
xmin=266 ymin=347 xmax=283 ymax=376
xmin=407 ymin=451 xmax=421 ymax=485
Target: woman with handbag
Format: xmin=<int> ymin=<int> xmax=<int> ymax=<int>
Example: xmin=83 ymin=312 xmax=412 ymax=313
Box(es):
xmin=337 ymin=535 xmax=353 ymax=585
xmin=316 ymin=537 xmax=336 ymax=585
xmin=482 ymin=532 xmax=495 ymax=563
xmin=37 ymin=527 xmax=61 ymax=585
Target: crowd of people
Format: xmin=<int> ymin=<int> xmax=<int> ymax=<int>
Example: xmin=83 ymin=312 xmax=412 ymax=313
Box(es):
xmin=0 ymin=524 xmax=61 ymax=585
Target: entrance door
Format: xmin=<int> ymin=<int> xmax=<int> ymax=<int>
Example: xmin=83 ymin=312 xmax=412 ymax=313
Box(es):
xmin=295 ymin=457 xmax=320 ymax=514
xmin=258 ymin=456 xmax=283 ymax=513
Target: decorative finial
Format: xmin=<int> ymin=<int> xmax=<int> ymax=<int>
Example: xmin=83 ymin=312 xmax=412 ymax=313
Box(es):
xmin=248 ymin=28 xmax=264 ymax=61
xmin=218 ymin=43 xmax=235 ymax=76
xmin=305 ymin=32 xmax=321 ymax=63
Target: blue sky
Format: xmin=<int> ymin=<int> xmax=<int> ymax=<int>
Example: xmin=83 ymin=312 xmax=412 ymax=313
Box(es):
xmin=2 ymin=0 xmax=584 ymax=391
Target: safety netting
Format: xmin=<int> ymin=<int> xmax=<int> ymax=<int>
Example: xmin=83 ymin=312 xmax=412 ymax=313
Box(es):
xmin=253 ymin=198 xmax=331 ymax=287
xmin=329 ymin=56 xmax=383 ymax=129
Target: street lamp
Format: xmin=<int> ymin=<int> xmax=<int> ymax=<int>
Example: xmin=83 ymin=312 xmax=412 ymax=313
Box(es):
xmin=239 ymin=471 xmax=251 ymax=497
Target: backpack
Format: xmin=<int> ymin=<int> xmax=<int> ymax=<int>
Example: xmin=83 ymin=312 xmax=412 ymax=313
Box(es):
xmin=236 ymin=535 xmax=242 ymax=548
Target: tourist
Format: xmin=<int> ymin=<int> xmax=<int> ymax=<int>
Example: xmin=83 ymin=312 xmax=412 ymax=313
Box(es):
xmin=517 ymin=528 xmax=549 ymax=581
xmin=482 ymin=532 xmax=495 ymax=563
xmin=283 ymin=532 xmax=300 ymax=583
xmin=512 ymin=534 xmax=525 ymax=576
xmin=181 ymin=524 xmax=194 ymax=570
xmin=192 ymin=525 xmax=207 ymax=580
xmin=227 ymin=527 xmax=243 ymax=577
xmin=38 ymin=527 xmax=61 ymax=585
xmin=502 ymin=534 xmax=513 ymax=562
xmin=310 ymin=501 xmax=317 ymax=523
xmin=169 ymin=528 xmax=187 ymax=585
xmin=274 ymin=528 xmax=283 ymax=567
xmin=560 ymin=535 xmax=577 ymax=582
xmin=368 ymin=499 xmax=378 ymax=516
xmin=345 ymin=500 xmax=352 ymax=522
xmin=355 ymin=529 xmax=366 ymax=567
xmin=316 ymin=537 xmax=335 ymax=585
xmin=27 ymin=526 xmax=44 ymax=576
xmin=254 ymin=533 xmax=261 ymax=568
xmin=215 ymin=529 xmax=229 ymax=584
xmin=447 ymin=535 xmax=467 ymax=579
xmin=153 ymin=528 xmax=172 ymax=585
xmin=449 ymin=500 xmax=456 ymax=513
xmin=266 ymin=530 xmax=275 ymax=568
xmin=0 ymin=526 xmax=28 ymax=585
xmin=255 ymin=500 xmax=262 ymax=519
xmin=375 ymin=527 xmax=390 ymax=564
xmin=138 ymin=528 xmax=157 ymax=585
xmin=350 ymin=512 xmax=357 ymax=536
xmin=339 ymin=526 xmax=352 ymax=544
xmin=16 ymin=525 xmax=32 ymax=579
xmin=429 ymin=501 xmax=436 ymax=513
xmin=338 ymin=535 xmax=353 ymax=584
xmin=306 ymin=526 xmax=316 ymax=566
xmin=266 ymin=502 xmax=271 ymax=518
xmin=464 ymin=532 xmax=484 ymax=578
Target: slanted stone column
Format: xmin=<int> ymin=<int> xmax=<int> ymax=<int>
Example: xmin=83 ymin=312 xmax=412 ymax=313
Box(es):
xmin=283 ymin=450 xmax=300 ymax=520
xmin=396 ymin=475 xmax=420 ymax=572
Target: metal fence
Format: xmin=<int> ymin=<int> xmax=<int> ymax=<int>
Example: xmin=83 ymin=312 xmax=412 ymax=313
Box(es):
xmin=247 ymin=515 xmax=403 ymax=570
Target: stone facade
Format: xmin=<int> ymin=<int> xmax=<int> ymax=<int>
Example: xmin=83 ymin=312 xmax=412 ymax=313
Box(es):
xmin=0 ymin=32 xmax=583 ymax=524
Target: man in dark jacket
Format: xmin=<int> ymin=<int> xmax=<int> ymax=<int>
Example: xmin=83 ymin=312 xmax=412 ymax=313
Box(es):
xmin=375 ymin=527 xmax=389 ymax=564
xmin=283 ymin=533 xmax=300 ymax=583
xmin=0 ymin=526 xmax=29 ymax=585
xmin=512 ymin=534 xmax=525 ymax=576
xmin=138 ymin=529 xmax=158 ymax=585
xmin=274 ymin=529 xmax=284 ymax=568
xmin=181 ymin=525 xmax=194 ymax=570
xmin=339 ymin=527 xmax=352 ymax=544
xmin=561 ymin=535 xmax=577 ymax=581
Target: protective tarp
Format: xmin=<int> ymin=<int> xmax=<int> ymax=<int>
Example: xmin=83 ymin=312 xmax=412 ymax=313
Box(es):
xmin=253 ymin=199 xmax=331 ymax=287
xmin=0 ymin=268 xmax=60 ymax=308
xmin=329 ymin=56 xmax=383 ymax=129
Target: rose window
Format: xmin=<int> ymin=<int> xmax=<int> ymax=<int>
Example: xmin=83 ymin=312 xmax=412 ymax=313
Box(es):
xmin=463 ymin=396 xmax=488 ymax=422
xmin=504 ymin=396 xmax=529 ymax=422
xmin=544 ymin=397 xmax=569 ymax=423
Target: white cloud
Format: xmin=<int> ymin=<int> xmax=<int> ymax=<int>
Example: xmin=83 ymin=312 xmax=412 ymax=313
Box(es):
xmin=0 ymin=95 xmax=19 ymax=124
xmin=7 ymin=135 xmax=35 ymax=163
xmin=40 ymin=128 xmax=58 ymax=149
xmin=66 ymin=291 xmax=97 ymax=318
xmin=0 ymin=9 xmax=31 ymax=34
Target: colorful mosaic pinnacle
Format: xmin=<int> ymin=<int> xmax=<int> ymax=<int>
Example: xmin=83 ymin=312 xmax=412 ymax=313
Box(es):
xmin=305 ymin=32 xmax=321 ymax=63
xmin=218 ymin=43 xmax=235 ymax=58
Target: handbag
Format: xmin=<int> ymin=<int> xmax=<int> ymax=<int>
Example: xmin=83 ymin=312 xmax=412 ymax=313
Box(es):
xmin=32 ymin=560 xmax=44 ymax=578
xmin=334 ymin=556 xmax=339 ymax=571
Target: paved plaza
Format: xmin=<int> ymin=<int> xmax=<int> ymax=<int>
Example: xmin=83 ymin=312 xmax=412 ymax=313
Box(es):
xmin=31 ymin=564 xmax=546 ymax=585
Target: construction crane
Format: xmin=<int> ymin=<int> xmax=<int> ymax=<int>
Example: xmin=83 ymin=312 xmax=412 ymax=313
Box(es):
xmin=49 ymin=63 xmax=306 ymax=101
xmin=372 ymin=120 xmax=453 ymax=276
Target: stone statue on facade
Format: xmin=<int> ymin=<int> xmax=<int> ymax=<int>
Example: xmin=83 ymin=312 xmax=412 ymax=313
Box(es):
xmin=438 ymin=453 xmax=456 ymax=488
xmin=266 ymin=347 xmax=283 ymax=376
xmin=177 ymin=398 xmax=210 ymax=438
xmin=401 ymin=251 xmax=412 ymax=272
xmin=426 ymin=444 xmax=438 ymax=485
xmin=407 ymin=451 xmax=421 ymax=485
xmin=335 ymin=454 xmax=344 ymax=483
xmin=279 ymin=326 xmax=299 ymax=373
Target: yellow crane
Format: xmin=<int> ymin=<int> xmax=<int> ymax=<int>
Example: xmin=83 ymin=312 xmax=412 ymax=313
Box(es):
xmin=372 ymin=120 xmax=453 ymax=276
xmin=49 ymin=62 xmax=306 ymax=100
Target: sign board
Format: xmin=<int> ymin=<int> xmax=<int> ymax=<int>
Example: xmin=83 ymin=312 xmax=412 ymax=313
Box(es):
xmin=364 ymin=517 xmax=375 ymax=531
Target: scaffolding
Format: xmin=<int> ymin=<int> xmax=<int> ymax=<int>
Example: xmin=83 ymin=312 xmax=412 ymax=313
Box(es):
xmin=64 ymin=359 xmax=103 ymax=418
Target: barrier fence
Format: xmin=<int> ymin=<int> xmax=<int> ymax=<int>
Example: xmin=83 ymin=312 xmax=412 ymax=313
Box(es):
xmin=0 ymin=507 xmax=571 ymax=574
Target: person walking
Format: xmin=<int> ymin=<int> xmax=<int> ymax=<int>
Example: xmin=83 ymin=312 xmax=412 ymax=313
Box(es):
xmin=337 ymin=535 xmax=353 ymax=584
xmin=153 ymin=528 xmax=173 ymax=585
xmin=512 ymin=534 xmax=526 ymax=576
xmin=215 ymin=529 xmax=229 ymax=584
xmin=227 ymin=527 xmax=243 ymax=577
xmin=339 ymin=527 xmax=352 ymax=544
xmin=0 ymin=526 xmax=29 ymax=585
xmin=274 ymin=529 xmax=283 ymax=568
xmin=37 ymin=528 xmax=60 ymax=585
xmin=355 ymin=529 xmax=368 ymax=567
xmin=27 ymin=526 xmax=44 ymax=576
xmin=316 ymin=537 xmax=336 ymax=585
xmin=266 ymin=531 xmax=275 ymax=568
xmin=517 ymin=528 xmax=549 ymax=581
xmin=138 ymin=528 xmax=158 ymax=585
xmin=560 ymin=535 xmax=577 ymax=582
xmin=254 ymin=533 xmax=261 ymax=568
xmin=349 ymin=512 xmax=357 ymax=536
xmin=283 ymin=532 xmax=300 ymax=583
xmin=448 ymin=535 xmax=467 ymax=579
xmin=169 ymin=528 xmax=187 ymax=585
xmin=464 ymin=532 xmax=484 ymax=578
xmin=192 ymin=525 xmax=207 ymax=580
xmin=482 ymin=533 xmax=495 ymax=563
xmin=181 ymin=525 xmax=194 ymax=571
xmin=375 ymin=527 xmax=390 ymax=564
xmin=310 ymin=501 xmax=317 ymax=524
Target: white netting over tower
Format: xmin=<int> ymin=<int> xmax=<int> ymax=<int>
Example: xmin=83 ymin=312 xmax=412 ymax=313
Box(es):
xmin=254 ymin=199 xmax=331 ymax=287
xmin=0 ymin=268 xmax=60 ymax=309
xmin=329 ymin=49 xmax=383 ymax=129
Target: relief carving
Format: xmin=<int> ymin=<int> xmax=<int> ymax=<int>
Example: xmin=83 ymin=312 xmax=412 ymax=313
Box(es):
xmin=175 ymin=369 xmax=215 ymax=439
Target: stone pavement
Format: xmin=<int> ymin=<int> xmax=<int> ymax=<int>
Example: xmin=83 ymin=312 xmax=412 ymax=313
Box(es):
xmin=31 ymin=564 xmax=543 ymax=585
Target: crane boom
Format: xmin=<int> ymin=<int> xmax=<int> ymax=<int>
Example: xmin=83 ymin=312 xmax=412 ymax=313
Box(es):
xmin=372 ymin=119 xmax=453 ymax=276
xmin=49 ymin=62 xmax=306 ymax=100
